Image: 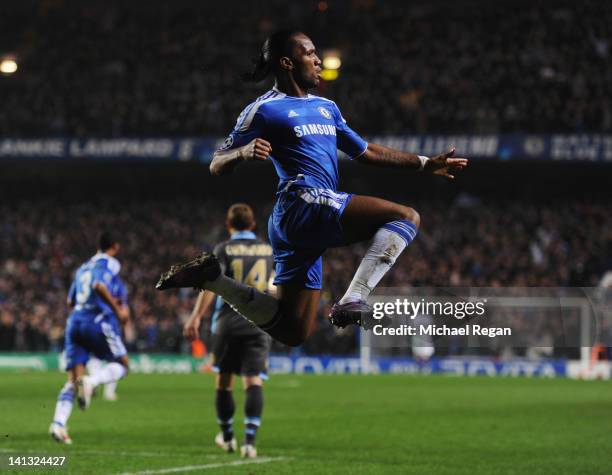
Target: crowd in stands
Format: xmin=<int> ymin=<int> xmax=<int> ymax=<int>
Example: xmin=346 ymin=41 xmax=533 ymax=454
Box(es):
xmin=1 ymin=194 xmax=610 ymax=355
xmin=1 ymin=0 xmax=611 ymax=357
xmin=1 ymin=0 xmax=611 ymax=137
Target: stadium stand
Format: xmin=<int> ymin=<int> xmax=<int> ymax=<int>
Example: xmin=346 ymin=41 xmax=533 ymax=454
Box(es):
xmin=1 ymin=194 xmax=610 ymax=354
xmin=1 ymin=0 xmax=611 ymax=356
xmin=0 ymin=0 xmax=611 ymax=136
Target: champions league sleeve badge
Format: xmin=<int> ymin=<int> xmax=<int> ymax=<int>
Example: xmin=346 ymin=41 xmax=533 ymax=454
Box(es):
xmin=219 ymin=136 xmax=234 ymax=150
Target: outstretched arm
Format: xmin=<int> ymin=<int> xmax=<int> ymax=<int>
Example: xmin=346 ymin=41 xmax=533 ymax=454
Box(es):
xmin=356 ymin=144 xmax=468 ymax=179
xmin=210 ymin=138 xmax=272 ymax=176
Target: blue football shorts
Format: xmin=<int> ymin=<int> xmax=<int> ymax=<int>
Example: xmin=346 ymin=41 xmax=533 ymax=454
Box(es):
xmin=64 ymin=311 xmax=127 ymax=370
xmin=268 ymin=187 xmax=353 ymax=289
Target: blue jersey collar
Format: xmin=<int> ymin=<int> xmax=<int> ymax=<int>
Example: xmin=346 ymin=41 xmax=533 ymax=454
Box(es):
xmin=231 ymin=231 xmax=256 ymax=240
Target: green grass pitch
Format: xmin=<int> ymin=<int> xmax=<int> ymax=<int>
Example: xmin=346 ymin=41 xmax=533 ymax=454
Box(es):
xmin=1 ymin=372 xmax=611 ymax=474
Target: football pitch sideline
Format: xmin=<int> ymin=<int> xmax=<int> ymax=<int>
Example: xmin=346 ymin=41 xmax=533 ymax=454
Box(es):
xmin=1 ymin=372 xmax=610 ymax=474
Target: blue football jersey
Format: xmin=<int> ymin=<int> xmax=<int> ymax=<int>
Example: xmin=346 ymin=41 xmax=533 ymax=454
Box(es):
xmin=70 ymin=253 xmax=121 ymax=314
xmin=220 ymin=88 xmax=368 ymax=192
xmin=111 ymin=275 xmax=128 ymax=306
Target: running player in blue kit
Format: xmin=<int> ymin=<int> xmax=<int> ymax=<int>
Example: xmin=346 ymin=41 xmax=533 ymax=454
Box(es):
xmin=49 ymin=233 xmax=130 ymax=444
xmin=157 ymin=30 xmax=468 ymax=347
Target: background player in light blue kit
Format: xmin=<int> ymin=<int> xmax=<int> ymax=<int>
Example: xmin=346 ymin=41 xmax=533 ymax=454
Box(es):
xmin=49 ymin=233 xmax=130 ymax=444
xmin=157 ymin=30 xmax=468 ymax=347
xmin=184 ymin=204 xmax=274 ymax=459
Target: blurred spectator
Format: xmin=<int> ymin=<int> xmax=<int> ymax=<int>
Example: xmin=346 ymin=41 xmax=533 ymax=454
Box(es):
xmin=0 ymin=0 xmax=611 ymax=137
xmin=1 ymin=0 xmax=611 ymax=356
xmin=1 ymin=194 xmax=610 ymax=354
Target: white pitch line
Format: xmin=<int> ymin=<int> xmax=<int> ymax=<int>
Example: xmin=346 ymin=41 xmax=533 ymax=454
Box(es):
xmin=115 ymin=457 xmax=290 ymax=475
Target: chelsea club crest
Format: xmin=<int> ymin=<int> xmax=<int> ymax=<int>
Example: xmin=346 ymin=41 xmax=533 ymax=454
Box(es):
xmin=318 ymin=107 xmax=332 ymax=119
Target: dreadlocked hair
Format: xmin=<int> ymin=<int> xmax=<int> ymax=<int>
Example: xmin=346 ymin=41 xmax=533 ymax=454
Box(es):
xmin=242 ymin=30 xmax=301 ymax=83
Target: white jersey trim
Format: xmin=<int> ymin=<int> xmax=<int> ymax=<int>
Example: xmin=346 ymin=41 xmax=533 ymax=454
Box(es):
xmin=296 ymin=188 xmax=348 ymax=210
xmin=351 ymin=142 xmax=369 ymax=160
xmin=91 ymin=252 xmax=121 ymax=275
xmin=238 ymin=90 xmax=286 ymax=132
xmin=271 ymin=86 xmax=338 ymax=105
xmin=306 ymin=94 xmax=336 ymax=106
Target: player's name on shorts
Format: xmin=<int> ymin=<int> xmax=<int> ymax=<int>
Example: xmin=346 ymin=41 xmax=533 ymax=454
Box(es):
xmin=225 ymin=244 xmax=273 ymax=256
xmin=373 ymin=324 xmax=512 ymax=338
xmin=294 ymin=123 xmax=337 ymax=138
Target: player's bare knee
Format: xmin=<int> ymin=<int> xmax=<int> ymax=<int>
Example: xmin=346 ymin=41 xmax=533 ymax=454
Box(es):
xmin=69 ymin=364 xmax=85 ymax=383
xmin=399 ymin=206 xmax=420 ymax=229
xmin=243 ymin=376 xmax=263 ymax=388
